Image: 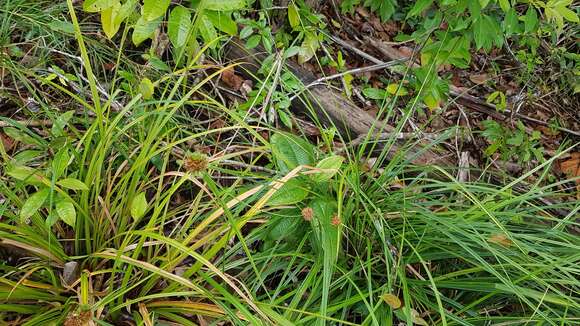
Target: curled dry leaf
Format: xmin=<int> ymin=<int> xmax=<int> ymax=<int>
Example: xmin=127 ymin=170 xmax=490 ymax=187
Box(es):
xmin=221 ymin=67 xmax=244 ymax=91
xmin=381 ymin=293 xmax=402 ymax=309
xmin=469 ymin=73 xmax=489 ymax=85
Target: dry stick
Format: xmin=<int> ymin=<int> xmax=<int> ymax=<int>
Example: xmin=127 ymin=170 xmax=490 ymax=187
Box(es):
xmin=224 ymin=38 xmax=453 ymax=167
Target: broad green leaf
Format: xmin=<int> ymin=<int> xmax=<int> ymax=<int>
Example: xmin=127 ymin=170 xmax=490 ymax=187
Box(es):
xmin=131 ymin=192 xmax=148 ymax=220
xmin=51 ymin=110 xmax=75 ymax=137
xmin=271 ymin=132 xmax=315 ymax=173
xmin=288 ymin=3 xmax=300 ymax=29
xmin=479 ymin=0 xmax=490 ymax=9
xmin=203 ymin=0 xmax=246 ymax=11
xmin=503 ymin=8 xmax=519 ymax=36
xmin=498 ymin=0 xmax=510 ymax=12
xmin=205 ymin=11 xmax=238 ymax=36
xmin=556 ymin=5 xmax=579 ymax=23
xmin=101 ymin=1 xmax=122 ymax=39
xmin=132 ymin=16 xmax=162 ymax=45
xmin=139 ymin=77 xmax=155 ymax=100
xmin=381 ymin=293 xmax=402 ymax=309
xmin=363 ymin=87 xmax=387 ymax=100
xmin=245 ymin=34 xmax=261 ymax=49
xmin=524 ymin=7 xmax=538 ymax=33
xmin=407 ymin=0 xmax=434 ymax=18
xmin=20 ymin=188 xmax=50 ymax=222
xmin=311 ymin=155 xmax=344 ymax=182
xmin=239 ymin=25 xmax=253 ymax=39
xmin=48 ymin=20 xmax=75 ymax=34
xmin=3 ymin=127 xmax=42 ymax=146
xmin=56 ymin=200 xmax=76 ymax=228
xmin=168 ymin=6 xmax=192 ymax=47
xmin=51 ymin=148 xmax=70 ymax=180
xmin=473 ymin=15 xmax=501 ymax=51
xmin=6 ymin=165 xmax=46 ymax=185
xmin=83 ymin=0 xmax=115 ymax=12
xmin=267 ymin=178 xmax=309 ymax=206
xmin=142 ymin=0 xmax=170 ymax=21
xmin=57 ymin=178 xmax=89 ymax=191
xmin=13 ymin=150 xmax=43 ymax=164
xmin=198 ymin=14 xmax=218 ymax=49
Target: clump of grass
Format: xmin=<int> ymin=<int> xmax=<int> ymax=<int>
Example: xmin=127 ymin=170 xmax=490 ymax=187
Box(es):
xmin=0 ymin=2 xmax=579 ymax=325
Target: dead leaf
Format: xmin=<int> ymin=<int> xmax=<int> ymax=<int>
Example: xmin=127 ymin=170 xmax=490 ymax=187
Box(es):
xmin=488 ymin=233 xmax=512 ymax=247
xmin=221 ymin=68 xmax=244 ymax=91
xmin=0 ymin=132 xmax=15 ymax=151
xmin=411 ymin=309 xmax=429 ymax=326
xmin=469 ymin=74 xmax=489 ymax=85
xmin=560 ymin=152 xmax=580 ymax=184
xmin=381 ymin=293 xmax=402 ymax=309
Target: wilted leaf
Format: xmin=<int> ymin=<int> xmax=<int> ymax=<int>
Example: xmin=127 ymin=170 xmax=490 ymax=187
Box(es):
xmin=56 ymin=200 xmax=76 ymax=228
xmin=560 ymin=153 xmax=580 ymax=184
xmin=20 ymin=188 xmax=50 ymax=222
xmin=131 ymin=192 xmax=148 ymax=220
xmin=469 ymin=73 xmax=489 ymax=85
xmin=381 ymin=293 xmax=402 ymax=309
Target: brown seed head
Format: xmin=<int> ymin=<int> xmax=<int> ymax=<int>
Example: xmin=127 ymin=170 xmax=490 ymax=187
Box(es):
xmin=183 ymin=152 xmax=208 ymax=174
xmin=301 ymin=207 xmax=314 ymax=221
xmin=331 ymin=214 xmax=341 ymax=226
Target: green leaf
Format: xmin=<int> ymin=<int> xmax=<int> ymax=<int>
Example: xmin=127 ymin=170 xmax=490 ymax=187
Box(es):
xmin=142 ymin=0 xmax=170 ymax=21
xmin=267 ymin=178 xmax=309 ymax=206
xmin=311 ymin=155 xmax=344 ymax=182
xmin=473 ymin=15 xmax=501 ymax=51
xmin=240 ymin=25 xmax=253 ymax=39
xmin=51 ymin=148 xmax=70 ymax=180
xmin=524 ymin=6 xmax=538 ymax=33
xmin=55 ymin=200 xmax=76 ymax=228
xmin=407 ymin=0 xmax=434 ymax=18
xmin=6 ymin=165 xmax=46 ymax=185
xmin=271 ymin=132 xmax=315 ymax=173
xmin=203 ymin=0 xmax=246 ymax=11
xmin=198 ymin=14 xmax=219 ymax=49
xmin=132 ymin=16 xmax=162 ymax=45
xmin=363 ymin=87 xmax=387 ymax=100
xmin=168 ymin=6 xmax=192 ymax=48
xmin=309 ymin=198 xmax=340 ymax=263
xmin=298 ymin=32 xmax=319 ymax=64
xmin=498 ymin=0 xmax=510 ymax=12
xmin=245 ymin=34 xmax=261 ymax=49
xmin=479 ymin=0 xmax=490 ymax=9
xmin=101 ymin=1 xmax=122 ymax=39
xmin=205 ymin=11 xmax=238 ymax=36
xmin=288 ymin=3 xmax=300 ymax=29
xmin=57 ymin=178 xmax=89 ymax=191
xmin=83 ymin=0 xmax=115 ymax=12
xmin=139 ymin=77 xmax=155 ymax=100
xmin=386 ymin=83 xmax=409 ymax=96
xmin=51 ymin=111 xmax=75 ymax=137
xmin=20 ymin=188 xmax=50 ymax=222
xmin=503 ymin=8 xmax=519 ymax=36
xmin=131 ymin=192 xmax=148 ymax=221
xmin=557 ymin=6 xmax=579 ymax=23
xmin=3 ymin=127 xmax=42 ymax=146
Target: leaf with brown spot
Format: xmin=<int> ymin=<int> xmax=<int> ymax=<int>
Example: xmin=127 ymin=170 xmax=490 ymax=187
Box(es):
xmin=0 ymin=132 xmax=15 ymax=151
xmin=488 ymin=233 xmax=512 ymax=247
xmin=221 ymin=67 xmax=244 ymax=90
